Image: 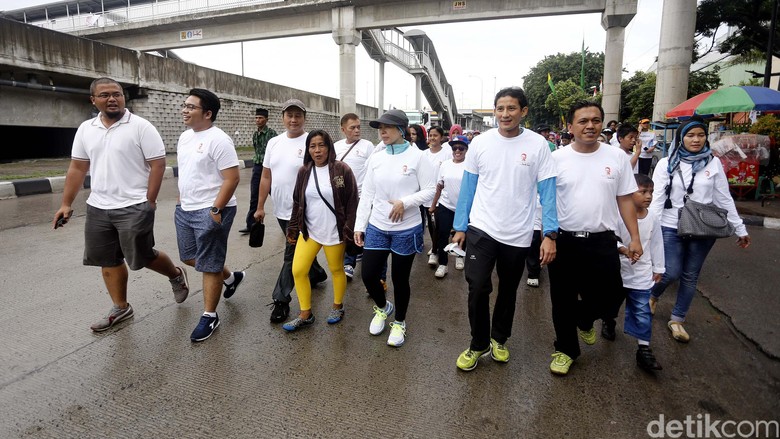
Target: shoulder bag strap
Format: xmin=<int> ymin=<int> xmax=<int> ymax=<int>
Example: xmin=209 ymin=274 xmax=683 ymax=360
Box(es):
xmin=312 ymin=166 xmax=337 ymax=216
xmin=676 ymin=167 xmax=697 ymax=204
xmin=339 ymin=140 xmax=360 ymax=161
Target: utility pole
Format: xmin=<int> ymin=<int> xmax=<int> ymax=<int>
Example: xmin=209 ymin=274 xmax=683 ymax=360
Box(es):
xmin=765 ymin=0 xmax=778 ymax=88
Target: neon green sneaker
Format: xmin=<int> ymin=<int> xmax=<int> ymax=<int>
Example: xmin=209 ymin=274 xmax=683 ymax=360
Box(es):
xmin=456 ymin=347 xmax=490 ymax=371
xmin=578 ymin=327 xmax=597 ymax=345
xmin=550 ymin=351 xmax=574 ymax=375
xmin=490 ymin=338 xmax=509 ymax=363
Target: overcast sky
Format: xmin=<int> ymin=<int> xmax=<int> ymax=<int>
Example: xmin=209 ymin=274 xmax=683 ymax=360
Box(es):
xmin=4 ymin=0 xmax=664 ymax=110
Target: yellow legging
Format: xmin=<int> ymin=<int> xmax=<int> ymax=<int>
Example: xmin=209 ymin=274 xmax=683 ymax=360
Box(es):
xmin=292 ymin=234 xmax=346 ymax=311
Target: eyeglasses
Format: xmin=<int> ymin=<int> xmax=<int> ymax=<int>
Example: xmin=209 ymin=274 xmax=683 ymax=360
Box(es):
xmin=93 ymin=92 xmax=124 ymax=99
xmin=180 ymin=103 xmax=202 ymax=111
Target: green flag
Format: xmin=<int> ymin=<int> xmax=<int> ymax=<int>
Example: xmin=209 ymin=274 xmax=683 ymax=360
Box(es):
xmin=580 ymin=39 xmax=586 ymax=91
xmin=547 ymin=73 xmax=555 ymax=93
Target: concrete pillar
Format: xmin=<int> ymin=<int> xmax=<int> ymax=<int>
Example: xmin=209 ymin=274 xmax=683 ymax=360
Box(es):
xmin=601 ymin=0 xmax=637 ymax=123
xmin=652 ymin=0 xmax=697 ymax=122
xmin=377 ymin=60 xmax=385 ymax=112
xmin=414 ymin=74 xmax=422 ymax=110
xmin=331 ymin=6 xmax=361 ymax=114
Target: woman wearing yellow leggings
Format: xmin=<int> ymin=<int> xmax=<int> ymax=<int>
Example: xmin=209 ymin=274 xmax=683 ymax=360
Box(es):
xmin=283 ymin=129 xmax=359 ymax=331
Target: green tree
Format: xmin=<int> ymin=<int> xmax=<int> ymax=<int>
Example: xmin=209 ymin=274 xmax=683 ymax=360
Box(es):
xmin=620 ymin=71 xmax=655 ymax=123
xmin=688 ymin=66 xmax=723 ymax=97
xmin=523 ymin=51 xmax=605 ymax=129
xmin=544 ymin=79 xmax=592 ymax=123
xmin=696 ymin=0 xmax=780 ymax=60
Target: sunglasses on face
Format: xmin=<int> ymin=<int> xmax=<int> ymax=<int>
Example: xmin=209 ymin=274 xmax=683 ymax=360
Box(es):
xmin=452 ymin=146 xmax=467 ymax=151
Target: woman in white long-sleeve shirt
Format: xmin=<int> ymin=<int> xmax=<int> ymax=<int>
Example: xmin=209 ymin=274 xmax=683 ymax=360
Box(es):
xmin=649 ymin=117 xmax=751 ymax=343
xmin=354 ymin=109 xmax=436 ymax=347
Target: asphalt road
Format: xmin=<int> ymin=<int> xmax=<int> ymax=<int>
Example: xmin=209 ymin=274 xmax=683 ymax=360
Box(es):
xmin=0 ymin=167 xmax=778 ymax=438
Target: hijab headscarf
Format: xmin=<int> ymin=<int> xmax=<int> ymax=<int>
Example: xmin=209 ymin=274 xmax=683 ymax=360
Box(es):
xmin=663 ymin=117 xmax=712 ymax=208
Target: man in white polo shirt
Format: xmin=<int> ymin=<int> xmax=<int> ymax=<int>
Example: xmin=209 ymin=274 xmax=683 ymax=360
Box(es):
xmin=451 ymin=87 xmax=559 ymax=372
xmin=53 ymin=77 xmax=189 ymax=333
xmin=334 ymin=112 xmax=375 ymax=280
xmin=255 ymin=99 xmax=328 ymax=323
xmin=548 ymin=101 xmax=642 ymax=376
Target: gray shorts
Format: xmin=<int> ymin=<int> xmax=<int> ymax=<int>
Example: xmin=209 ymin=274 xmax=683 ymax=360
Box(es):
xmin=174 ymin=206 xmax=236 ymax=273
xmin=83 ymin=201 xmax=159 ymax=270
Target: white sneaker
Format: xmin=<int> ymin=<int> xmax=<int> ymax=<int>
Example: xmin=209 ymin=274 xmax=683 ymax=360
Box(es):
xmin=455 ymin=256 xmax=465 ymax=270
xmin=369 ymin=301 xmax=394 ymax=335
xmin=427 ymin=248 xmax=432 ymax=255
xmin=428 ymin=254 xmax=438 ymax=266
xmin=387 ymin=321 xmax=406 ymax=347
xmin=435 ymin=265 xmax=448 ymax=278
xmin=527 ymin=278 xmax=540 ymax=287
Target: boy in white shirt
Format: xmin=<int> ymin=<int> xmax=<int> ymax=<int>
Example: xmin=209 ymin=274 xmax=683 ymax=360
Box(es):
xmin=615 ymin=174 xmax=665 ymax=371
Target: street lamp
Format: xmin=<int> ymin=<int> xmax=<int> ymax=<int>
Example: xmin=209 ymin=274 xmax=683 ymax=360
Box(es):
xmin=469 ymin=75 xmax=483 ymax=110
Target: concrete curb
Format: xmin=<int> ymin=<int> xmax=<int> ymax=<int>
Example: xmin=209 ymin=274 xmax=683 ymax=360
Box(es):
xmin=0 ymin=160 xmax=255 ymax=200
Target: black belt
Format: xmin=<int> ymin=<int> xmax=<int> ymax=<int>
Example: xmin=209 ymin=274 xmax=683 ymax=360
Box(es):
xmin=559 ymin=229 xmax=617 ymax=240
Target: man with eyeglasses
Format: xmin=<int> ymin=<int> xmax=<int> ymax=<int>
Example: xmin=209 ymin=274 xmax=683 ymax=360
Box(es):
xmin=53 ymin=77 xmax=190 ymax=333
xmin=175 ymin=88 xmax=244 ymax=342
xmin=254 ymin=98 xmax=328 ymax=323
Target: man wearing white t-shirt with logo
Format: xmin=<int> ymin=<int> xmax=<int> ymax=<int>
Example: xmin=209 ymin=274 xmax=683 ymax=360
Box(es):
xmin=452 ymin=87 xmax=559 ymax=372
xmin=547 ymin=101 xmax=643 ymax=375
xmin=255 ymin=99 xmax=328 ymax=323
xmin=175 ymin=88 xmax=243 ymax=342
xmin=334 ymin=113 xmax=375 ymax=279
xmin=637 ymin=118 xmax=656 ymax=175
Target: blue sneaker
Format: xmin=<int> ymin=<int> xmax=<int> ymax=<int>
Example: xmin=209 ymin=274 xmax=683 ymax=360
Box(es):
xmin=327 ymin=308 xmax=345 ymax=324
xmin=344 ymin=265 xmax=354 ymax=280
xmin=282 ymin=314 xmax=315 ymax=332
xmin=223 ymin=271 xmax=245 ymax=299
xmin=190 ymin=313 xmax=220 ymax=342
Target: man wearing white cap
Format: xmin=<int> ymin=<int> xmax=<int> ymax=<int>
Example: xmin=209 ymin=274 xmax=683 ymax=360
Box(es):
xmin=255 ymin=99 xmax=328 ymax=323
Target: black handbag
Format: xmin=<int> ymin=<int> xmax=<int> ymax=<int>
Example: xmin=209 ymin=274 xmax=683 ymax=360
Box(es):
xmin=249 ymin=221 xmax=265 ymax=247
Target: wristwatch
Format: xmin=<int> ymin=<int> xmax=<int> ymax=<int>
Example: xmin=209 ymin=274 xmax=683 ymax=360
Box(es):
xmin=544 ymin=231 xmax=558 ymax=241
xmin=210 ymin=206 xmax=223 ymax=215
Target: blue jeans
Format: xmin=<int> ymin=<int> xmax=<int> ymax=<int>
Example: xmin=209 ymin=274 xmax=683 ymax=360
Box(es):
xmin=650 ymin=226 xmax=716 ymax=321
xmin=623 ymin=287 xmax=652 ymax=342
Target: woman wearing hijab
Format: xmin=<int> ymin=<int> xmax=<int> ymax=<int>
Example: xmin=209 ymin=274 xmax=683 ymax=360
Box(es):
xmin=649 ymin=117 xmax=750 ymax=343
xmin=354 ymin=109 xmax=436 ymax=347
xmin=408 ymin=124 xmax=428 ymax=150
xmin=282 ymin=130 xmax=359 ymax=331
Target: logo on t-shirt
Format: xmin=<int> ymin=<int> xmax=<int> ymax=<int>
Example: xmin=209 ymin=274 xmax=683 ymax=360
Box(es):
xmin=333 ymin=175 xmax=345 ymax=188
xmin=604 ymin=166 xmax=616 ymax=180
xmin=402 ymin=165 xmax=410 ymax=175
xmin=519 ymin=152 xmax=531 ymax=167
xmin=197 ymin=143 xmax=204 ymax=153
xmin=297 ymin=149 xmax=304 ymax=158
xmin=705 ymin=170 xmax=711 ymax=178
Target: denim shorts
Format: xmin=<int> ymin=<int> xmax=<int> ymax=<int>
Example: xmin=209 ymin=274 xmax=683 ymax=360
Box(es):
xmin=364 ymin=222 xmax=424 ymax=256
xmin=83 ymin=201 xmax=158 ymax=270
xmin=174 ymin=206 xmax=236 ymax=273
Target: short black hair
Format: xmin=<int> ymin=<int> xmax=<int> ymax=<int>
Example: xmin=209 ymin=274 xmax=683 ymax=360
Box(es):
xmin=340 ymin=113 xmax=359 ymax=126
xmin=90 ymin=77 xmax=122 ymax=95
xmin=566 ymin=101 xmax=604 ymax=124
xmin=429 ymin=126 xmax=445 ymax=137
xmin=617 ymin=123 xmax=639 ymax=140
xmin=188 ymin=88 xmax=220 ymax=121
xmin=494 ymin=87 xmax=529 ymax=108
xmin=635 ymin=173 xmax=654 ymax=188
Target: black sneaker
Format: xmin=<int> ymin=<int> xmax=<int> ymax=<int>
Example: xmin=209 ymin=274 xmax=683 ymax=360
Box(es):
xmin=601 ymin=319 xmax=616 ymax=341
xmin=190 ymin=313 xmax=220 ymax=342
xmin=223 ymin=271 xmax=245 ymax=299
xmin=269 ymin=301 xmax=290 ymax=323
xmin=636 ymin=345 xmax=662 ymax=371
xmin=238 ymin=227 xmax=250 ymax=234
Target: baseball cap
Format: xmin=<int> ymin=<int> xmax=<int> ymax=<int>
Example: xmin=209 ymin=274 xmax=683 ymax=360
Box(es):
xmin=281 ymin=98 xmax=306 ymax=113
xmin=449 ymin=135 xmax=470 ymax=148
xmin=369 ymin=109 xmax=408 ymax=128
xmin=639 ymin=118 xmax=650 ymax=124
xmin=535 ymin=124 xmax=550 ymax=132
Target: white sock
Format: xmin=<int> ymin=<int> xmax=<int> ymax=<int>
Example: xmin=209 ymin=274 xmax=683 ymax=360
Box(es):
xmin=224 ymin=272 xmax=235 ymax=285
xmin=637 ymin=340 xmax=650 ymax=346
xmin=203 ymin=311 xmax=217 ymax=318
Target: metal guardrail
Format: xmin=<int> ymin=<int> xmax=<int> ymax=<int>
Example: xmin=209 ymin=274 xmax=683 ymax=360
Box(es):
xmin=22 ymin=0 xmax=281 ymax=32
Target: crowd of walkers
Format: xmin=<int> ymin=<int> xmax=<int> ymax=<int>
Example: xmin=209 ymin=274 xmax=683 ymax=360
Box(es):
xmin=53 ymin=77 xmax=750 ymax=377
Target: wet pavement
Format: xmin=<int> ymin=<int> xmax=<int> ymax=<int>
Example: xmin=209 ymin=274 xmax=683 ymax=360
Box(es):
xmin=0 ymin=167 xmax=778 ymax=438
